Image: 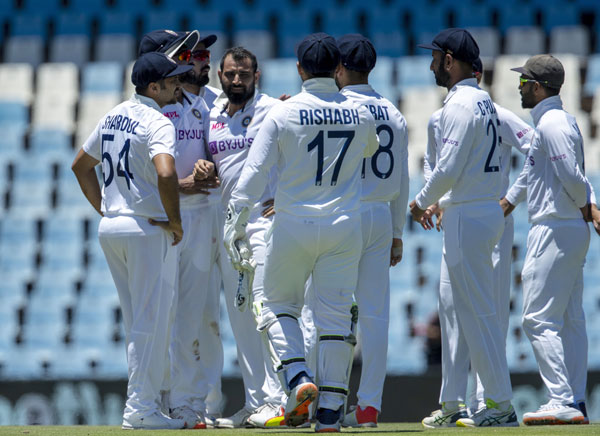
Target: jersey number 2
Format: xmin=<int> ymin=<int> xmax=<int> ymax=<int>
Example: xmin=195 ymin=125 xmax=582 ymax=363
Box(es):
xmin=484 ymin=118 xmax=500 ymax=173
xmin=101 ymin=134 xmax=134 ymax=189
xmin=307 ymin=130 xmax=355 ymax=186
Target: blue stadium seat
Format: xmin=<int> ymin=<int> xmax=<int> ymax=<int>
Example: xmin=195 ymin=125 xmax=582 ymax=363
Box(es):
xmin=68 ymin=0 xmax=109 ymax=15
xmin=397 ymin=56 xmax=436 ymax=92
xmin=4 ymin=36 xmax=45 ymax=67
xmin=407 ymin=3 xmax=448 ymax=35
xmin=8 ymin=181 xmax=53 ymax=217
xmin=113 ymin=0 xmax=156 ymax=14
xmin=497 ymin=3 xmax=536 ymax=33
xmin=81 ymin=62 xmax=124 ymax=95
xmin=277 ymin=8 xmax=315 ymax=57
xmin=550 ymin=25 xmax=590 ymax=56
xmin=0 ymin=242 xmax=37 ymax=278
xmin=369 ymin=57 xmax=398 ymax=103
xmin=371 ymin=31 xmax=407 ymax=58
xmin=142 ymin=11 xmax=182 ymax=35
xmin=233 ymin=8 xmax=269 ymax=32
xmin=29 ymin=129 xmax=72 ymax=159
xmin=188 ymin=10 xmax=227 ymax=33
xmin=34 ymin=270 xmax=79 ymax=299
xmin=505 ymin=26 xmax=546 ymax=55
xmin=95 ymin=34 xmax=136 ymax=64
xmin=11 ymin=13 xmax=47 ymax=37
xmin=40 ymin=240 xmax=84 ymax=274
xmin=49 ymin=35 xmax=91 ymax=67
xmin=12 ymin=156 xmax=54 ymax=184
xmin=467 ymin=27 xmax=501 ymax=59
xmin=260 ymin=59 xmax=302 ymax=98
xmin=321 ymin=8 xmax=360 ymax=36
xmin=453 ymin=1 xmax=493 ymax=28
xmin=20 ymin=0 xmax=63 ymax=18
xmin=97 ymin=12 xmax=136 ymax=36
xmin=542 ymin=2 xmax=579 ymax=32
xmin=54 ymin=12 xmax=91 ymax=36
xmin=0 ymin=125 xmax=26 ymax=160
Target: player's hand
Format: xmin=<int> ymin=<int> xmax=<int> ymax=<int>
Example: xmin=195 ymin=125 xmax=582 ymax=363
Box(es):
xmin=499 ymin=197 xmax=515 ymax=217
xmin=591 ymin=203 xmax=600 ymax=236
xmin=193 ymin=159 xmax=215 ymax=181
xmin=436 ymin=208 xmax=444 ymax=231
xmin=580 ymin=203 xmax=592 ymax=222
xmin=419 ymin=203 xmax=439 ymax=231
xmin=410 ymin=200 xmax=426 ymax=223
xmin=390 ymin=238 xmax=403 ymax=266
xmin=148 ymin=218 xmax=184 ymax=246
xmin=179 ymin=174 xmax=220 ymax=195
xmin=262 ymin=199 xmax=275 ymax=218
xmin=224 ymin=202 xmax=250 ymax=270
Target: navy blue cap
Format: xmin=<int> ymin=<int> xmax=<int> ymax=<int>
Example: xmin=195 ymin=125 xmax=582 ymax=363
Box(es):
xmin=296 ymin=33 xmax=340 ymax=75
xmin=138 ymin=29 xmax=215 ymax=57
xmin=337 ymin=34 xmax=376 ymax=72
xmin=131 ymin=52 xmax=194 ymax=88
xmin=418 ymin=28 xmax=479 ymax=64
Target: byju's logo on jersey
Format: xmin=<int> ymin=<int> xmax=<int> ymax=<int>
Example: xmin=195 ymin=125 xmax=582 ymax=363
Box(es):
xmin=192 ymin=109 xmax=202 ymax=120
xmin=241 ymin=116 xmax=252 ymax=128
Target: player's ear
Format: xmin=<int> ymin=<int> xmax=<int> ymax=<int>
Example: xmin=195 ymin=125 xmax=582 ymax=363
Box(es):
xmin=254 ymin=69 xmax=261 ymax=83
xmin=444 ymin=54 xmax=453 ymax=71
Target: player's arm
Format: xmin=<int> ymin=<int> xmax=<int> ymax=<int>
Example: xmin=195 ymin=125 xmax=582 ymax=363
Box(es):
xmin=423 ymin=111 xmax=440 ymax=181
xmin=72 ymin=148 xmax=103 ymax=216
xmin=230 ymin=109 xmax=281 ymax=209
xmin=496 ymin=105 xmax=533 ymax=155
xmin=414 ymin=104 xmax=475 ymax=210
xmin=390 ymin=122 xmax=409 ymax=266
xmin=542 ymin=123 xmax=588 ymax=208
xmin=147 ymin=122 xmax=183 ymax=245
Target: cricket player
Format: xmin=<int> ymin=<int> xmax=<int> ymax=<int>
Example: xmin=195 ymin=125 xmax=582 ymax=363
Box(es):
xmin=334 ymin=34 xmax=409 ymax=428
xmin=419 ymin=57 xmax=533 ymax=428
xmin=138 ymin=29 xmax=224 ymax=429
xmin=71 ymin=51 xmax=191 ymax=430
xmin=410 ymin=28 xmax=517 ymax=427
xmin=502 ymin=55 xmax=597 ymax=425
xmin=202 ymin=46 xmax=286 ymax=429
xmin=224 ymin=33 xmax=379 ymax=432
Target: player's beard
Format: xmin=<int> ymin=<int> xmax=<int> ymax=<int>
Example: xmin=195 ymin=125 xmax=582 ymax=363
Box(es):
xmin=434 ymin=61 xmax=451 ymax=88
xmin=223 ymin=82 xmax=255 ymax=105
xmin=181 ymin=69 xmax=210 ymax=88
xmin=520 ymin=87 xmax=536 ymax=109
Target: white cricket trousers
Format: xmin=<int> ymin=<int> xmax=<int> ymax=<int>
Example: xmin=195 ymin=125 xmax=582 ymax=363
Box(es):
xmin=354 ymin=202 xmax=392 ymax=411
xmin=259 ymin=211 xmax=362 ymax=411
xmin=521 ymin=219 xmax=589 ymax=404
xmin=439 ymin=215 xmax=514 ymax=407
xmin=440 ymin=201 xmax=512 ymax=404
xmin=219 ymin=210 xmax=285 ymax=409
xmin=169 ymin=203 xmax=221 ymax=412
xmin=98 ymin=216 xmax=177 ymax=421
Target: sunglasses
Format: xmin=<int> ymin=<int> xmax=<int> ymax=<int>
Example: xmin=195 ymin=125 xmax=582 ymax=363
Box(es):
xmin=519 ymin=77 xmax=549 ymax=87
xmin=177 ymin=49 xmax=211 ymax=62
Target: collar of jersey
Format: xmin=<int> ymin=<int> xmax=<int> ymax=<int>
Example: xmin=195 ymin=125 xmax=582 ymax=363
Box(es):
xmin=182 ymin=89 xmax=197 ymax=107
xmin=218 ymin=90 xmax=260 ymax=115
xmin=530 ymin=95 xmax=563 ymax=127
xmin=443 ymin=78 xmax=478 ymax=105
xmin=341 ymin=84 xmax=374 ymax=94
xmin=302 ymin=77 xmax=338 ymax=93
xmin=131 ymin=93 xmax=163 ymax=112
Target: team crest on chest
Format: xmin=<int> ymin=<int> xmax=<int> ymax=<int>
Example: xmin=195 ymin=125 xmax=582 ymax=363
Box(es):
xmin=192 ymin=109 xmax=202 ymax=120
xmin=241 ymin=116 xmax=252 ymax=127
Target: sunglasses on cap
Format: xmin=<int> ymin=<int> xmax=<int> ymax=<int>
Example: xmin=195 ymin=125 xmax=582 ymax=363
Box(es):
xmin=519 ymin=77 xmax=550 ymax=87
xmin=177 ymin=49 xmax=211 ymax=62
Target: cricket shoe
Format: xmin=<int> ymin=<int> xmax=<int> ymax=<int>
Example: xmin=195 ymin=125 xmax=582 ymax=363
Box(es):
xmin=204 ymin=413 xmax=220 ymax=428
xmin=285 ymin=373 xmax=318 ymax=427
xmin=122 ymin=411 xmax=185 ymax=430
xmin=342 ymin=405 xmax=378 ymax=428
xmin=170 ymin=405 xmax=206 ymax=429
xmin=456 ymin=400 xmax=518 ymax=427
xmin=315 ymin=407 xmax=341 ymax=433
xmin=573 ymin=402 xmax=590 ymax=424
xmin=523 ymin=402 xmax=585 ymax=425
xmin=248 ymin=403 xmax=287 ymax=428
xmin=214 ymin=406 xmax=255 ymax=428
xmin=421 ymin=405 xmax=468 ymax=428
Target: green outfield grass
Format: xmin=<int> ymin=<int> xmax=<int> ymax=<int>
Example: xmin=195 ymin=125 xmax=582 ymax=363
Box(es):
xmin=0 ymin=424 xmax=598 ymax=436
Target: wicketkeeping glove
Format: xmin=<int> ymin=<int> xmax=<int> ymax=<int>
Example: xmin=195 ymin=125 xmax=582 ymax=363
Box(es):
xmin=224 ymin=201 xmax=252 ymax=271
xmin=234 ymin=239 xmax=257 ymax=312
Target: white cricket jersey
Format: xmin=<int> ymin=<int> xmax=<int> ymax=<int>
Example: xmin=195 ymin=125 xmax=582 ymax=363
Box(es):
xmin=505 ymin=95 xmax=590 ymax=223
xmin=415 ymin=78 xmax=503 ymax=209
xmin=82 ymin=93 xmax=175 ymax=220
xmin=340 ymin=84 xmax=409 ymax=239
xmin=231 ymin=78 xmax=379 ymax=217
xmin=200 ymin=84 xmax=223 ymax=109
xmin=161 ymin=90 xmax=215 ymax=209
xmin=206 ymin=91 xmax=280 ymax=207
xmin=424 ymin=104 xmax=533 ymax=198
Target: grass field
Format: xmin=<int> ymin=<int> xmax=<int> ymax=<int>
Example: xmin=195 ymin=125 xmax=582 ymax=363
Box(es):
xmin=0 ymin=424 xmax=598 ymax=436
